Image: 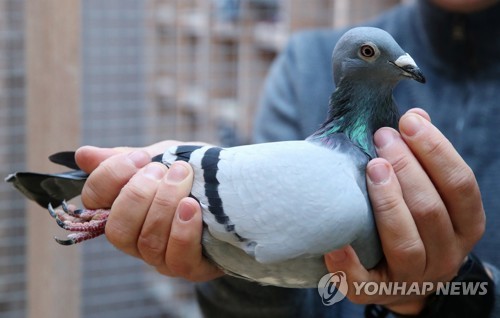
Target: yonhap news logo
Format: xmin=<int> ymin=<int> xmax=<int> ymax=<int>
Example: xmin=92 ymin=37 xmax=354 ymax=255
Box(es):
xmin=352 ymin=281 xmax=489 ymax=296
xmin=317 ymin=271 xmax=348 ymax=306
xmin=317 ymin=272 xmax=490 ymax=306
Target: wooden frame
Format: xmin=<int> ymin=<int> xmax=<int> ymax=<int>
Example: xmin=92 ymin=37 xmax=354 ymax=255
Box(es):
xmin=25 ymin=1 xmax=81 ymax=317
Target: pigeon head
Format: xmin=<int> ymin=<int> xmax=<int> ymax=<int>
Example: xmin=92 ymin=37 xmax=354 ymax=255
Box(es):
xmin=310 ymin=27 xmax=426 ymax=159
xmin=332 ymin=27 xmax=425 ymax=87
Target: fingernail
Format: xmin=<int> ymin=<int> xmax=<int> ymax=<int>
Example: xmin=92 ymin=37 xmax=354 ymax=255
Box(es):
xmin=400 ymin=114 xmax=424 ymax=137
xmin=407 ymin=108 xmax=431 ymax=122
xmin=79 ymin=145 xmax=99 ymax=151
xmin=142 ymin=163 xmax=165 ymax=180
xmin=178 ymin=202 xmax=195 ymax=222
xmin=327 ymin=248 xmax=347 ymax=263
xmin=167 ymin=163 xmax=188 ymax=183
xmin=367 ymin=162 xmax=390 ymax=185
xmin=128 ymin=151 xmax=150 ymax=167
xmin=373 ymin=129 xmax=395 ymax=150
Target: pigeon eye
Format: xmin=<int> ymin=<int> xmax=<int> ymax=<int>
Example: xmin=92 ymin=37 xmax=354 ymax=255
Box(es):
xmin=360 ymin=45 xmax=376 ymax=58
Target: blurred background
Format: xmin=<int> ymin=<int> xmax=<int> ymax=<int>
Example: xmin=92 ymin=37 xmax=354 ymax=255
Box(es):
xmin=0 ymin=0 xmax=407 ymax=317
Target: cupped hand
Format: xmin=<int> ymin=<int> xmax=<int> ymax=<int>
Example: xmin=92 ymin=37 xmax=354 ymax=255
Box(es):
xmin=75 ymin=141 xmax=224 ymax=281
xmin=325 ymin=109 xmax=485 ymax=315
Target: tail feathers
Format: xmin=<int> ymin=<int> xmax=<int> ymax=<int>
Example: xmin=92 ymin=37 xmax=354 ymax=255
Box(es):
xmin=6 ymin=170 xmax=87 ymax=208
xmin=49 ymin=151 xmax=80 ymax=170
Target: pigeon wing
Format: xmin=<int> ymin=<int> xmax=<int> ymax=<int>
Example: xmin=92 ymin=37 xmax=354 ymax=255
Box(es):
xmin=164 ymin=141 xmax=371 ymax=264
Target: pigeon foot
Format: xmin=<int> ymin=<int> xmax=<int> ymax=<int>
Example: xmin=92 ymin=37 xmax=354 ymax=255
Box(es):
xmin=48 ymin=201 xmax=109 ymax=245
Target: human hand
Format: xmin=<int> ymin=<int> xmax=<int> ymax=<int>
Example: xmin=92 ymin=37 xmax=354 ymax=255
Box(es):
xmin=325 ymin=109 xmax=485 ymax=314
xmin=75 ymin=141 xmax=224 ymax=281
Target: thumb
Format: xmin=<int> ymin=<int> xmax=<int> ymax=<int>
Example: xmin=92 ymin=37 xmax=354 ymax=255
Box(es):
xmin=325 ymin=246 xmax=372 ymax=301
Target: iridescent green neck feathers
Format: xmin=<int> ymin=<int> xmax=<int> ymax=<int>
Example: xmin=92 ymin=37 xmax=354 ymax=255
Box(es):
xmin=309 ymin=82 xmax=399 ymax=159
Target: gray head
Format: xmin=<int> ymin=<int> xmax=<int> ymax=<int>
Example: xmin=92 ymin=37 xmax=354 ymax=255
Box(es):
xmin=332 ymin=27 xmax=425 ymax=87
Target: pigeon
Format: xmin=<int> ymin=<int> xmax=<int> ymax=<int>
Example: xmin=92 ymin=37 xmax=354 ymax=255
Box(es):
xmin=6 ymin=27 xmax=425 ymax=288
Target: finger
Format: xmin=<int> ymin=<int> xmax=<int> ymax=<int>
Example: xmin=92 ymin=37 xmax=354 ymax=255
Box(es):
xmin=399 ymin=113 xmax=485 ymax=244
xmin=75 ymin=141 xmax=182 ymax=173
xmin=325 ymin=246 xmax=425 ymax=317
xmin=365 ymin=158 xmax=425 ymax=276
xmin=138 ymin=161 xmax=193 ymax=266
xmin=81 ymin=150 xmax=151 ymax=209
xmin=326 ymin=247 xmax=427 ymax=312
xmin=75 ymin=141 xmax=208 ymax=173
xmin=325 ymin=245 xmax=385 ymax=304
xmin=105 ymin=162 xmax=168 ymax=257
xmin=75 ymin=146 xmax=123 ymax=173
xmin=406 ymin=108 xmax=430 ymax=122
xmin=373 ymin=128 xmax=456 ymax=270
xmin=165 ymin=197 xmax=223 ymax=281
xmin=75 ymin=143 xmax=172 ymax=173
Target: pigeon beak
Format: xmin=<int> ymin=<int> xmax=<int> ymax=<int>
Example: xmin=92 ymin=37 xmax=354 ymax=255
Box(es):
xmin=390 ymin=53 xmax=426 ymax=83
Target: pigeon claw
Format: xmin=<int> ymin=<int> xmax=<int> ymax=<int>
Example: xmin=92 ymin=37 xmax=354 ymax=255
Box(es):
xmin=46 ymin=202 xmax=110 ymax=246
xmin=48 ymin=203 xmax=57 ymax=219
xmin=54 ymin=236 xmax=77 ymax=246
xmin=61 ymin=200 xmax=83 ymax=216
xmin=55 ymin=217 xmax=66 ymax=229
